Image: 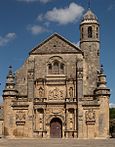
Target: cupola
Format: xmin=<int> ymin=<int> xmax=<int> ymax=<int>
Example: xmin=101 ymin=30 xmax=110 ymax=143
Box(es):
xmin=81 ymin=9 xmax=98 ymax=24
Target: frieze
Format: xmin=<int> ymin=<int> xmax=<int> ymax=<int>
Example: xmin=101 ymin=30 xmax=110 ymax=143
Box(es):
xmin=95 ymin=89 xmax=110 ymax=95
xmin=46 ymin=107 xmax=64 ymax=115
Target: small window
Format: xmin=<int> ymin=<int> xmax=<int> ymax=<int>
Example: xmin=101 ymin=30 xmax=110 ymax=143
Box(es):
xmin=96 ymin=27 xmax=99 ymax=38
xmin=96 ymin=33 xmax=98 ymax=38
xmin=47 ymin=59 xmax=65 ymax=75
xmin=88 ymin=26 xmax=92 ymax=38
xmin=96 ymin=27 xmax=98 ymax=32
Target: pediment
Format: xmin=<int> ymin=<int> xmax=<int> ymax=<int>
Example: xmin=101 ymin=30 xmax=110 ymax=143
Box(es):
xmin=29 ymin=33 xmax=82 ymax=55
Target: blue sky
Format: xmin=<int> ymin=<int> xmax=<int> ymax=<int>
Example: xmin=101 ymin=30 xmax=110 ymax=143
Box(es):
xmin=0 ymin=0 xmax=115 ymax=106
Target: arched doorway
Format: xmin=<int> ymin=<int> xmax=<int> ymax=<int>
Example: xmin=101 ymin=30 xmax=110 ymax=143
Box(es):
xmin=50 ymin=118 xmax=62 ymax=138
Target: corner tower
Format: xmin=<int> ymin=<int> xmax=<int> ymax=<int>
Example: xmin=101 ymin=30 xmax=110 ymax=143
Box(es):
xmin=80 ymin=9 xmax=100 ymax=95
xmin=3 ymin=66 xmax=18 ymax=137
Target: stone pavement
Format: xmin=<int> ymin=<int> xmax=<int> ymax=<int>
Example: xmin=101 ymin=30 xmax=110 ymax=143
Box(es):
xmin=0 ymin=138 xmax=115 ymax=147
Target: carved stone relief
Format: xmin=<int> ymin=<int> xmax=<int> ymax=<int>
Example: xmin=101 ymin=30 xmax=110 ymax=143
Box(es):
xmin=85 ymin=109 xmax=96 ymax=125
xmin=39 ymin=87 xmax=44 ymax=98
xmin=68 ymin=109 xmax=74 ymax=130
xmin=35 ymin=109 xmax=44 ymax=130
xmin=27 ymin=70 xmax=34 ymax=79
xmin=77 ymin=68 xmax=83 ymax=79
xmin=69 ymin=87 xmax=73 ymax=98
xmin=48 ymin=87 xmax=64 ymax=100
xmin=47 ymin=107 xmax=64 ymax=115
xmin=39 ymin=113 xmax=43 ymax=130
xmin=16 ymin=110 xmax=26 ymax=125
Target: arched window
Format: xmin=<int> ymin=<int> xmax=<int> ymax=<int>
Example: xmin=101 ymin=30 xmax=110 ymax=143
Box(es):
xmin=47 ymin=57 xmax=65 ymax=74
xmin=53 ymin=60 xmax=59 ymax=74
xmin=88 ymin=26 xmax=92 ymax=38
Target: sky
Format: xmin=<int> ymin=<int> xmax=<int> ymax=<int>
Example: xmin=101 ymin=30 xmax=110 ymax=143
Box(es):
xmin=0 ymin=0 xmax=115 ymax=107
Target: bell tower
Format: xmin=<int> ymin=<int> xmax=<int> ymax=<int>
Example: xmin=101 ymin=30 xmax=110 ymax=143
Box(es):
xmin=80 ymin=9 xmax=100 ymax=95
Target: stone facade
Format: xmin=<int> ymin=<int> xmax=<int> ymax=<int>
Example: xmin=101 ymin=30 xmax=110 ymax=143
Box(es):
xmin=2 ymin=9 xmax=110 ymax=139
xmin=0 ymin=104 xmax=3 ymax=138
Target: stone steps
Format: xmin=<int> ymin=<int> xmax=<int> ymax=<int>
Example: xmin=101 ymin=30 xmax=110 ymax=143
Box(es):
xmin=0 ymin=138 xmax=115 ymax=147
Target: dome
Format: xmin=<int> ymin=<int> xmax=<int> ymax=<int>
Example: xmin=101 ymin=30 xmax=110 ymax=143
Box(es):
xmin=81 ymin=9 xmax=99 ymax=24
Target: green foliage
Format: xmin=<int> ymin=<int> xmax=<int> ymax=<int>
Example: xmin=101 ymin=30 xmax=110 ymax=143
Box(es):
xmin=110 ymin=108 xmax=115 ymax=119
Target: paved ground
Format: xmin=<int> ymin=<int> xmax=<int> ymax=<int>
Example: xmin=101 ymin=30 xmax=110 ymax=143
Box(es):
xmin=0 ymin=138 xmax=115 ymax=147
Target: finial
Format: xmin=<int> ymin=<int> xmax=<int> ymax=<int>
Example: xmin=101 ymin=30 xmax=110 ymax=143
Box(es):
xmin=100 ymin=64 xmax=104 ymax=74
xmin=9 ymin=65 xmax=12 ymax=69
xmin=8 ymin=65 xmax=13 ymax=75
xmin=88 ymin=0 xmax=91 ymax=9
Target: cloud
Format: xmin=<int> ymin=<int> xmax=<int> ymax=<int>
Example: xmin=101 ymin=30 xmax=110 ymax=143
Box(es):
xmin=40 ymin=2 xmax=84 ymax=25
xmin=17 ymin=0 xmax=54 ymax=3
xmin=27 ymin=25 xmax=48 ymax=35
xmin=110 ymin=103 xmax=115 ymax=108
xmin=0 ymin=33 xmax=16 ymax=47
xmin=37 ymin=14 xmax=44 ymax=21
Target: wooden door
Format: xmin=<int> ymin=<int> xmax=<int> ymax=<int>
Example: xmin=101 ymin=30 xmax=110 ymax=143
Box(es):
xmin=50 ymin=118 xmax=62 ymax=138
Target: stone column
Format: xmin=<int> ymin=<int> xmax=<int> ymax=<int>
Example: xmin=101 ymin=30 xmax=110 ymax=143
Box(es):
xmin=94 ymin=68 xmax=110 ymax=138
xmin=74 ymin=109 xmax=77 ymax=130
xmin=76 ymin=60 xmax=84 ymax=138
xmin=65 ymin=108 xmax=68 ymax=138
xmin=34 ymin=109 xmax=36 ymax=130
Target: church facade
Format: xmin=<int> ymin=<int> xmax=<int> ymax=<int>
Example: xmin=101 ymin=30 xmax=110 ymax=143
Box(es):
xmin=2 ymin=9 xmax=110 ymax=139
